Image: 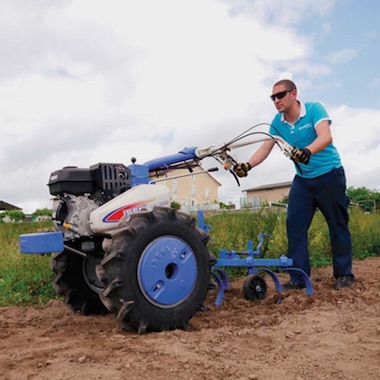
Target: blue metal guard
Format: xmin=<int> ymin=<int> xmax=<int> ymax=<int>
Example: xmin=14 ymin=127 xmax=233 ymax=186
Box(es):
xmin=19 ymin=232 xmax=64 ymax=254
xmin=197 ymin=210 xmax=313 ymax=305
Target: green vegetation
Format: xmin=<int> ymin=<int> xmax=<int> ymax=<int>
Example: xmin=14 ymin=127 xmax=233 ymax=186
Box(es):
xmin=204 ymin=207 xmax=380 ymax=270
xmin=32 ymin=208 xmax=52 ymax=220
xmin=170 ymin=200 xmax=181 ymax=210
xmin=0 ymin=210 xmax=25 ymax=223
xmin=0 ymin=207 xmax=379 ymax=307
xmin=0 ymin=221 xmax=57 ymax=306
xmin=347 ymin=186 xmax=380 ymax=213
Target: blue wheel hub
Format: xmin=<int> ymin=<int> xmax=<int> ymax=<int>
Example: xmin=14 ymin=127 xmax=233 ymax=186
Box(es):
xmin=138 ymin=236 xmax=198 ymax=308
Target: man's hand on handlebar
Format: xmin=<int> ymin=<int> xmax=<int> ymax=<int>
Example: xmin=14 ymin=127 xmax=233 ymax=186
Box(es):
xmin=290 ymin=147 xmax=311 ymax=164
xmin=233 ymin=162 xmax=252 ymax=177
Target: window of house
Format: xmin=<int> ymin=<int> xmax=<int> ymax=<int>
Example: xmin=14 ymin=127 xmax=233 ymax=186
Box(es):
xmin=191 ymin=183 xmax=196 ymax=196
xmin=205 ymin=187 xmax=210 ymax=199
xmin=253 ymin=196 xmax=262 ymax=207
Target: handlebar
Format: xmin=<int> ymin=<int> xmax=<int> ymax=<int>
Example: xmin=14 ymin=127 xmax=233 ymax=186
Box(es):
xmin=195 ymin=135 xmax=293 ymax=159
xmin=144 ymin=132 xmax=294 ymax=185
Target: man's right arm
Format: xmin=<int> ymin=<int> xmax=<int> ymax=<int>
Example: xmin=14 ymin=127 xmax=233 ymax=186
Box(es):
xmin=247 ymin=139 xmax=276 ymax=169
xmin=233 ymin=140 xmax=275 ymax=177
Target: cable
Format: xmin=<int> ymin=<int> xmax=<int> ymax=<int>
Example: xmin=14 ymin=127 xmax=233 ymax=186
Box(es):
xmin=225 ymin=122 xmax=272 ymax=146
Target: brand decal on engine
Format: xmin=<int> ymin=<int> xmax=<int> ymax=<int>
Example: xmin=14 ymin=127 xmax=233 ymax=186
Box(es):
xmin=102 ymin=200 xmax=152 ymax=222
xmin=102 ymin=199 xmax=169 ymax=222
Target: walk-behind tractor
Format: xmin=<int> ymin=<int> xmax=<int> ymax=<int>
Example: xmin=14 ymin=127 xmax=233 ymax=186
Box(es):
xmin=19 ymin=126 xmax=312 ymax=333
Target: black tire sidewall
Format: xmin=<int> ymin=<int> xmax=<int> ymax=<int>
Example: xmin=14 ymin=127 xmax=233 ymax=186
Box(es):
xmin=116 ymin=216 xmax=210 ymax=329
xmin=52 ymin=250 xmax=108 ymax=314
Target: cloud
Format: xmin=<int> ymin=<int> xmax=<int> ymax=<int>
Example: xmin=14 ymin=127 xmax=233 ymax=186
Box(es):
xmin=327 ymin=48 xmax=357 ymax=65
xmin=222 ymin=0 xmax=337 ymax=26
xmin=371 ymin=78 xmax=380 ymax=89
xmin=330 ymin=105 xmax=380 ymax=190
xmin=0 ymin=0 xmax=379 ymax=213
xmin=321 ymin=22 xmax=331 ymax=34
xmin=366 ymin=30 xmax=377 ymax=41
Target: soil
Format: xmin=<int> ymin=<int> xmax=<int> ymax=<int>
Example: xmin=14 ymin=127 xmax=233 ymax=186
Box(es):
xmin=1 ymin=257 xmax=379 ymax=380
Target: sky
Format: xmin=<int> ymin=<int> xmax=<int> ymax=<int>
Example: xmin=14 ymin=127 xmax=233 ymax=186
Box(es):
xmin=1 ymin=0 xmax=380 ymax=213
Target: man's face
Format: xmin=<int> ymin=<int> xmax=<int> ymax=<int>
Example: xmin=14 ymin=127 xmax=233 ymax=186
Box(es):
xmin=271 ymin=84 xmax=296 ymax=113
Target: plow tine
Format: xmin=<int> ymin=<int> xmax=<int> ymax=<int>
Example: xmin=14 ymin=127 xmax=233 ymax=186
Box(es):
xmin=212 ymin=268 xmax=229 ymax=289
xmin=258 ymin=268 xmax=283 ymax=304
xmin=258 ymin=267 xmax=282 ymax=293
xmin=211 ymin=270 xmax=228 ymax=306
xmin=284 ymin=268 xmax=313 ymax=296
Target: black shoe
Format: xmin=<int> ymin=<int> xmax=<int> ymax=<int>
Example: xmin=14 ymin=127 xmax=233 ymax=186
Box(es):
xmin=334 ymin=275 xmax=354 ymax=290
xmin=282 ymin=280 xmax=306 ymax=290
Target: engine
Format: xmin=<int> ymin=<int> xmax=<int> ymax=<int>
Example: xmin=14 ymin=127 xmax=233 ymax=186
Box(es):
xmin=48 ymin=163 xmax=132 ymax=239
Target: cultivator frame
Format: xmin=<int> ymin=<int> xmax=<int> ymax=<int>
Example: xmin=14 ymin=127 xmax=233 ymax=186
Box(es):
xmin=197 ymin=210 xmax=313 ymax=305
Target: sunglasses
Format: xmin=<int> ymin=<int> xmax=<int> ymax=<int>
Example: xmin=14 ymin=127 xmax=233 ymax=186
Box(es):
xmin=270 ymin=90 xmax=292 ymax=101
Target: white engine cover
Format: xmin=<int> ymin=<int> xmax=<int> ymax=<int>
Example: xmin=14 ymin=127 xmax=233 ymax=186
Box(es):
xmin=89 ymin=184 xmax=170 ymax=234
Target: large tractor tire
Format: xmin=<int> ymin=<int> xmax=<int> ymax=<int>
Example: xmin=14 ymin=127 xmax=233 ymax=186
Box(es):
xmin=51 ymin=249 xmax=109 ymax=315
xmin=96 ymin=207 xmax=211 ymax=333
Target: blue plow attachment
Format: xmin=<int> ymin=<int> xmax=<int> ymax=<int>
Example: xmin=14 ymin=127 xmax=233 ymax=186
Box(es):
xmin=197 ymin=211 xmax=313 ymax=306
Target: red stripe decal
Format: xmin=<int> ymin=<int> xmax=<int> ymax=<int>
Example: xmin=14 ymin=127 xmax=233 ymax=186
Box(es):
xmin=103 ymin=200 xmax=153 ymax=222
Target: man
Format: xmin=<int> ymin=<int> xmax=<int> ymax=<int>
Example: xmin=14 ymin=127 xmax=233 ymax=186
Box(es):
xmin=234 ymin=79 xmax=354 ymax=290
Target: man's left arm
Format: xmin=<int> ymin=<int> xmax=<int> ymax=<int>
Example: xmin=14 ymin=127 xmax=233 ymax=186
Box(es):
xmin=306 ymin=120 xmax=333 ymax=154
xmin=290 ymin=120 xmax=333 ymax=164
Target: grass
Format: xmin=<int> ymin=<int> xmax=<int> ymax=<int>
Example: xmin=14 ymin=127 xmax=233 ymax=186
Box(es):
xmin=0 ymin=208 xmax=379 ymax=306
xmin=204 ymin=207 xmax=380 ymax=269
xmin=0 ymin=221 xmax=57 ymax=306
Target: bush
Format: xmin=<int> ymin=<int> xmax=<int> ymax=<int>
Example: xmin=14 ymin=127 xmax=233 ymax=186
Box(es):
xmin=170 ymin=201 xmax=181 ymax=210
xmin=0 ymin=210 xmax=25 ymax=222
xmin=202 ymin=207 xmax=380 ymax=270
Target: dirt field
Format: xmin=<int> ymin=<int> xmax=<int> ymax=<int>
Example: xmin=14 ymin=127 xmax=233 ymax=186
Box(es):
xmin=1 ymin=257 xmax=379 ymax=380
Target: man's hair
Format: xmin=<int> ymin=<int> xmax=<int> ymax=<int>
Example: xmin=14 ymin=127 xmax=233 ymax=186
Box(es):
xmin=273 ymin=79 xmax=297 ymax=91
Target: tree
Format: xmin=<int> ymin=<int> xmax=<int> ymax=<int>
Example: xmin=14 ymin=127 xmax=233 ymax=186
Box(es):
xmin=0 ymin=210 xmax=25 ymax=222
xmin=347 ymin=187 xmax=380 ymax=212
xmin=279 ymin=187 xmax=380 ymax=212
xmin=32 ymin=208 xmax=52 ymax=219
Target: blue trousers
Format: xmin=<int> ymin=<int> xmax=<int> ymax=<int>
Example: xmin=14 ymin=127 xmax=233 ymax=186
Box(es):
xmin=286 ymin=166 xmax=353 ymax=283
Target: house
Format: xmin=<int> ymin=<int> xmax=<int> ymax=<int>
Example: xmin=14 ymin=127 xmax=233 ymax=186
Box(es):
xmin=0 ymin=200 xmax=23 ymax=222
xmin=0 ymin=200 xmax=21 ymax=211
xmin=242 ymin=181 xmax=292 ymax=208
xmin=153 ymin=165 xmax=221 ymax=212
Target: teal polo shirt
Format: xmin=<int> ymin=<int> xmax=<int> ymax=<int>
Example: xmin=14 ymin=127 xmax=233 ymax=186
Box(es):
xmin=269 ymin=101 xmax=341 ymax=178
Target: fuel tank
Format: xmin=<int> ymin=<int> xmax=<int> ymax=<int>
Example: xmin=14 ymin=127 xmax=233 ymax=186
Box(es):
xmin=89 ymin=184 xmax=170 ymax=234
